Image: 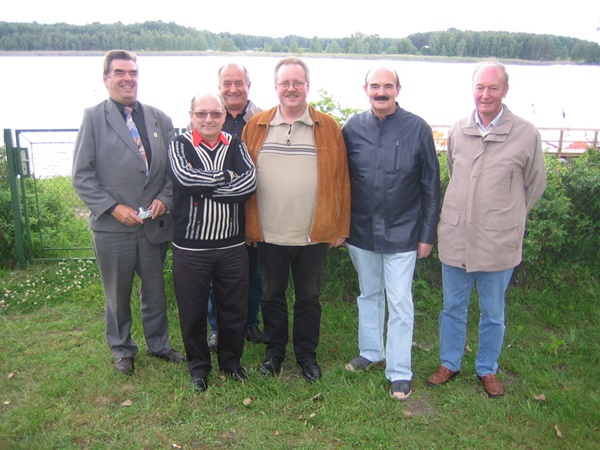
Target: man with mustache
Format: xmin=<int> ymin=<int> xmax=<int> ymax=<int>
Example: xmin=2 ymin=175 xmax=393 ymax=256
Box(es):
xmin=242 ymin=57 xmax=351 ymax=383
xmin=342 ymin=67 xmax=440 ymax=400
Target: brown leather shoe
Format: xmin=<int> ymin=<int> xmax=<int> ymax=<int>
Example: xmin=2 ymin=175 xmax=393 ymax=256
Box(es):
xmin=478 ymin=374 xmax=505 ymax=397
xmin=427 ymin=365 xmax=459 ymax=386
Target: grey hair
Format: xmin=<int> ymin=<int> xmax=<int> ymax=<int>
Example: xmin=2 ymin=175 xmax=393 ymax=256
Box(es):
xmin=217 ymin=63 xmax=251 ymax=85
xmin=472 ymin=58 xmax=509 ymax=85
xmin=273 ymin=57 xmax=310 ymax=84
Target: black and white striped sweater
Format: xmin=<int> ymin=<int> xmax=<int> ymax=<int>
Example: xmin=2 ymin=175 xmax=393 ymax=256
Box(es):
xmin=167 ymin=130 xmax=256 ymax=250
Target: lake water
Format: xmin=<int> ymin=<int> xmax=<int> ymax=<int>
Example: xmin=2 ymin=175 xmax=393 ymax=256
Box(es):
xmin=1 ymin=55 xmax=599 ymax=177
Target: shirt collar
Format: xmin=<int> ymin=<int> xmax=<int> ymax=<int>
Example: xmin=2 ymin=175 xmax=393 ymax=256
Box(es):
xmin=476 ymin=106 xmax=505 ymax=131
xmin=226 ymin=100 xmax=249 ymax=119
xmin=192 ymin=128 xmax=230 ymax=147
xmin=270 ymin=105 xmax=313 ymax=126
xmin=112 ymin=99 xmax=139 ymax=113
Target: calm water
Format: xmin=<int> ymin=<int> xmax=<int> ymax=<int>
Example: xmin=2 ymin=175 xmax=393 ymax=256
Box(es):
xmin=2 ymin=55 xmax=599 ymax=177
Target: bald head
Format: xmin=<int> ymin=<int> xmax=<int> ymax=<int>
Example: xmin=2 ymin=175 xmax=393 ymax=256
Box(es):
xmin=190 ymin=92 xmax=225 ymax=112
xmin=364 ymin=67 xmax=400 ymax=89
xmin=189 ymin=92 xmax=226 ymax=142
xmin=364 ymin=67 xmax=401 ymax=119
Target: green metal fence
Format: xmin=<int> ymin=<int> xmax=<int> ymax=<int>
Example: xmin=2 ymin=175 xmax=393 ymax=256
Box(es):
xmin=4 ymin=128 xmax=94 ymax=267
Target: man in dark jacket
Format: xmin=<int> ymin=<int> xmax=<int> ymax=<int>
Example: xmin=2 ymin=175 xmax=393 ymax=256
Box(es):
xmin=342 ymin=67 xmax=440 ymax=400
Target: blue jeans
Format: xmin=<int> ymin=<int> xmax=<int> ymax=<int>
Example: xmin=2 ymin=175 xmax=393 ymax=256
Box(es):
xmin=439 ymin=263 xmax=514 ymax=376
xmin=347 ymin=244 xmax=417 ymax=382
xmin=208 ymin=245 xmax=262 ymax=332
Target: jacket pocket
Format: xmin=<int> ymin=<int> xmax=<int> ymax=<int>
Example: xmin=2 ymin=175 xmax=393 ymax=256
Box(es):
xmin=439 ymin=208 xmax=461 ymax=226
xmin=483 ymin=215 xmax=519 ymax=230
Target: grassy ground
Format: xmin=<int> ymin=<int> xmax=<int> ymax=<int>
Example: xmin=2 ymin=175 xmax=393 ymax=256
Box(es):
xmin=1 ymin=256 xmax=598 ymax=449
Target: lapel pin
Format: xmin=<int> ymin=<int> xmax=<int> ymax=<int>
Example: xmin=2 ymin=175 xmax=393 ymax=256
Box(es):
xmin=153 ymin=132 xmax=158 ymax=138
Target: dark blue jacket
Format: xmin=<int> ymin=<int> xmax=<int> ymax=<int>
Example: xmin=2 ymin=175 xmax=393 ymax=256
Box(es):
xmin=342 ymin=105 xmax=440 ymax=253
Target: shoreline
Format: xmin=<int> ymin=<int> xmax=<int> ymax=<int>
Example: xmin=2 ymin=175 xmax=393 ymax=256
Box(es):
xmin=0 ymin=50 xmax=581 ymax=66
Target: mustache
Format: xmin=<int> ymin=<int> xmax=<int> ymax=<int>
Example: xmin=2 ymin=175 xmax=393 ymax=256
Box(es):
xmin=374 ymin=95 xmax=390 ymax=101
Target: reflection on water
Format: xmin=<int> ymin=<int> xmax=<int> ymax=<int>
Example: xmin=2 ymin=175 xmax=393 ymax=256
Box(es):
xmin=4 ymin=56 xmax=599 ymax=177
xmin=15 ymin=131 xmax=78 ymax=179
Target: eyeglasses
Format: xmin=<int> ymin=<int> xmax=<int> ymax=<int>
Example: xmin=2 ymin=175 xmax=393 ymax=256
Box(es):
xmin=277 ymin=81 xmax=306 ymax=89
xmin=193 ymin=111 xmax=224 ymax=119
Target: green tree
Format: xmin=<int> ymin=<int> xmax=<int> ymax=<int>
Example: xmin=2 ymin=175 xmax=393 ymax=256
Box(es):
xmin=289 ymin=38 xmax=300 ymax=53
xmin=310 ymin=36 xmax=322 ymax=53
xmin=325 ymin=40 xmax=342 ymax=54
xmin=270 ymin=38 xmax=287 ymax=53
xmin=220 ymin=37 xmax=238 ymax=52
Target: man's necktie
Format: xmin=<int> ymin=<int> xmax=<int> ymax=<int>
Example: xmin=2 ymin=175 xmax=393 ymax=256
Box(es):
xmin=124 ymin=106 xmax=149 ymax=175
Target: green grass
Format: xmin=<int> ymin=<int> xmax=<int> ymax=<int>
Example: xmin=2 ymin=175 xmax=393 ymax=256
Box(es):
xmin=1 ymin=259 xmax=599 ymax=449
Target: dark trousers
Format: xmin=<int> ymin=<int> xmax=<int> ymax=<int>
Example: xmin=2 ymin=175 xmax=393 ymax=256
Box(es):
xmin=258 ymin=242 xmax=328 ymax=363
xmin=208 ymin=244 xmax=262 ymax=331
xmin=173 ymin=245 xmax=248 ymax=379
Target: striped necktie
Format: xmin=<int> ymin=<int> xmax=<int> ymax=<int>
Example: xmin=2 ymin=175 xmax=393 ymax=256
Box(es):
xmin=124 ymin=106 xmax=149 ymax=175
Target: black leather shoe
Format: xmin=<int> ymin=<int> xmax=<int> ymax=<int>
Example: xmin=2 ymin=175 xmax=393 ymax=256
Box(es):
xmin=260 ymin=355 xmax=283 ymax=376
xmin=299 ymin=359 xmax=322 ymax=383
xmin=149 ymin=349 xmax=186 ymax=363
xmin=222 ymin=367 xmax=249 ymax=382
xmin=115 ymin=357 xmax=134 ymax=375
xmin=245 ymin=326 xmax=263 ymax=343
xmin=191 ymin=377 xmax=208 ymax=392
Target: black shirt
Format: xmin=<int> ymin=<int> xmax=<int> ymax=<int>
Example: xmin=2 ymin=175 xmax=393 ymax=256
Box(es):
xmin=113 ymin=99 xmax=152 ymax=166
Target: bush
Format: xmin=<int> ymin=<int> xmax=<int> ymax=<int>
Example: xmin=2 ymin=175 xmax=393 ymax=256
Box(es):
xmin=0 ymin=147 xmax=17 ymax=268
xmin=436 ymin=149 xmax=600 ymax=288
xmin=0 ymin=146 xmax=92 ymax=268
xmin=518 ymin=149 xmax=600 ymax=287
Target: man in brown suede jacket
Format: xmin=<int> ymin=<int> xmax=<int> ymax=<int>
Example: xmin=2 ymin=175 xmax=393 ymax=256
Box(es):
xmin=242 ymin=57 xmax=350 ymax=383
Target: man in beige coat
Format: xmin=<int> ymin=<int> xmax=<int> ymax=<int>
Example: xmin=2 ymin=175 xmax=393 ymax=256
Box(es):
xmin=427 ymin=59 xmax=546 ymax=397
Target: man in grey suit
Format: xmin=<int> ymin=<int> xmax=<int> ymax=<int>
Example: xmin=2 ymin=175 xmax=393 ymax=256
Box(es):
xmin=72 ymin=49 xmax=184 ymax=375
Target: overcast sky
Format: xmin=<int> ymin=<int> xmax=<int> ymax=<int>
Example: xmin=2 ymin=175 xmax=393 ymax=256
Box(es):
xmin=3 ymin=0 xmax=600 ymax=43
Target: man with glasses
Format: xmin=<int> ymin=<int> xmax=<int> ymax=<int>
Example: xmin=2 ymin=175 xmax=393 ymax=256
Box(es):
xmin=242 ymin=57 xmax=350 ymax=383
xmin=205 ymin=64 xmax=264 ymax=352
xmin=73 ymin=49 xmax=184 ymax=375
xmin=168 ymin=92 xmax=256 ymax=392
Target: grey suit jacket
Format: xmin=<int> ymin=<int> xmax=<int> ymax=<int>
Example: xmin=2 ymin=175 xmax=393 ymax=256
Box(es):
xmin=72 ymin=99 xmax=174 ymax=244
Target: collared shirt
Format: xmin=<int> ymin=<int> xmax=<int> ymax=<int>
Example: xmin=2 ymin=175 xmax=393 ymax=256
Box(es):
xmin=258 ymin=105 xmax=317 ymax=245
xmin=476 ymin=106 xmax=505 ymax=135
xmin=192 ymin=128 xmax=230 ymax=148
xmin=223 ymin=101 xmax=250 ymax=138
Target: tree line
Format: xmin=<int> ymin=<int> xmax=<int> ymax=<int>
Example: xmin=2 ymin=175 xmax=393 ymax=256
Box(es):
xmin=1 ymin=21 xmax=599 ymax=64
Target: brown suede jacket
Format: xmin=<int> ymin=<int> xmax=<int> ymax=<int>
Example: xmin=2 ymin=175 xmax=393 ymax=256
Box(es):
xmin=241 ymin=105 xmax=351 ymax=245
